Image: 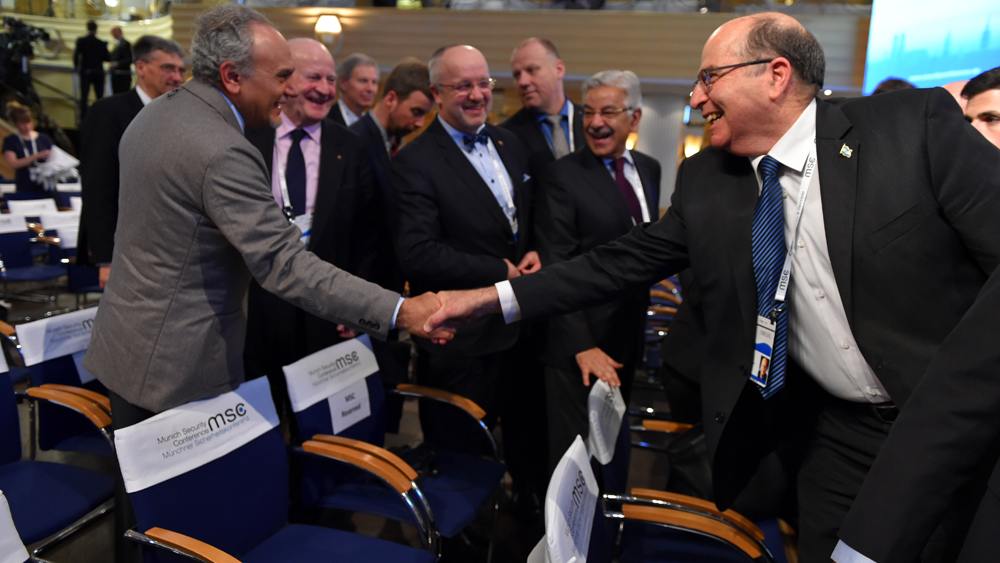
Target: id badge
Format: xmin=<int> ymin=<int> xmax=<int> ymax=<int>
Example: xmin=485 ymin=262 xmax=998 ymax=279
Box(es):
xmin=750 ymin=314 xmax=776 ymax=388
xmin=293 ymin=213 xmax=313 ymax=245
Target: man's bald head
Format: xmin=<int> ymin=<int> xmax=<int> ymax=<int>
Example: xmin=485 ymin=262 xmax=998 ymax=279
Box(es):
xmin=721 ymin=13 xmax=825 ymax=97
xmin=283 ymin=37 xmax=337 ymax=127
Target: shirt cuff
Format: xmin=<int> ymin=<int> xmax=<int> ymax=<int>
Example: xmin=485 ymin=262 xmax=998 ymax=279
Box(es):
xmin=389 ymin=297 xmax=404 ymax=330
xmin=832 ymin=540 xmax=877 ymax=563
xmin=495 ymin=280 xmax=521 ymax=324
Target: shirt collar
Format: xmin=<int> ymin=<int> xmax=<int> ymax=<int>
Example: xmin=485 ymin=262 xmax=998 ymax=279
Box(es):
xmin=751 ymin=99 xmax=816 ymax=176
xmin=276 ymin=112 xmax=322 ymax=141
xmin=533 ymin=98 xmax=571 ymax=123
xmin=439 ymin=116 xmax=486 ymax=149
xmin=603 ymin=149 xmax=635 ymax=170
xmin=370 ymin=113 xmax=392 ymax=153
xmin=215 ymin=88 xmax=245 ymax=132
xmin=136 ymin=85 xmax=153 ymax=106
xmin=338 ymin=99 xmax=360 ymax=123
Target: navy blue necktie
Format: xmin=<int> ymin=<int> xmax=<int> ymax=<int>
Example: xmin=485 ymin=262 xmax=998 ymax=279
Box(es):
xmin=462 ymin=131 xmax=489 ymax=152
xmin=285 ymin=128 xmax=307 ymax=216
xmin=751 ymin=155 xmax=788 ymax=398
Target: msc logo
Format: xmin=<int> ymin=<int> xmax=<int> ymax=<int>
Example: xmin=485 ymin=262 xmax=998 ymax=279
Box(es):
xmin=334 ymin=351 xmax=361 ymax=371
xmin=207 ymin=402 xmax=248 ymax=431
xmin=81 ymin=318 xmax=95 ymax=330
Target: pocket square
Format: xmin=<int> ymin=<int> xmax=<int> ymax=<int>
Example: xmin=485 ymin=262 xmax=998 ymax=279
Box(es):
xmin=522 ymin=173 xmax=531 ymax=182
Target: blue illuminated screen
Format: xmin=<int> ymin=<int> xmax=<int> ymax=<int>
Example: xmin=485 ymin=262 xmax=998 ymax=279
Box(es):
xmin=863 ymin=0 xmax=1000 ymax=94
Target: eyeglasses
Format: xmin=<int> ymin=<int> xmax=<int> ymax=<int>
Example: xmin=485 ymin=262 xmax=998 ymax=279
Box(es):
xmin=692 ymin=59 xmax=773 ymax=93
xmin=436 ymin=77 xmax=497 ymax=95
xmin=582 ymin=107 xmax=633 ymax=119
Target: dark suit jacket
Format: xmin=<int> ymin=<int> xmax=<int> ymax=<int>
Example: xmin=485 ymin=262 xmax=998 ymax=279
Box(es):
xmin=74 ymin=35 xmax=107 ymax=73
xmin=535 ymin=147 xmax=660 ymax=371
xmin=394 ymin=119 xmax=533 ymax=355
xmin=501 ymin=102 xmax=585 ymax=180
xmin=243 ymin=118 xmax=377 ymax=372
xmin=509 ymin=89 xmax=1000 ymax=544
xmin=329 ymin=103 xmax=347 ymax=127
xmin=350 ymin=113 xmax=403 ymax=293
xmin=109 ymin=39 xmax=132 ymax=73
xmin=77 ymin=89 xmax=144 ymax=265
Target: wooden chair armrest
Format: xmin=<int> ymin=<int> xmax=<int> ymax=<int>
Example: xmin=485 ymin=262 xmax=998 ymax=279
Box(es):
xmin=640 ymin=419 xmax=695 ymax=434
xmin=302 ymin=440 xmax=413 ymax=493
xmin=655 ymin=277 xmax=680 ymax=294
xmin=144 ymin=527 xmax=240 ymax=563
xmin=621 ymin=503 xmax=764 ymax=560
xmin=311 ymin=434 xmax=418 ymax=481
xmin=0 ymin=321 xmax=14 ymax=337
xmin=394 ymin=383 xmax=486 ymax=420
xmin=26 ymin=222 xmax=45 ymax=235
xmin=649 ymin=305 xmax=679 ymax=316
xmin=29 ymin=235 xmax=62 ymax=247
xmin=650 ymin=289 xmax=683 ymax=305
xmin=39 ymin=383 xmax=112 ymax=413
xmin=630 ymin=487 xmax=764 ymax=542
xmin=25 ymin=387 xmax=111 ymax=429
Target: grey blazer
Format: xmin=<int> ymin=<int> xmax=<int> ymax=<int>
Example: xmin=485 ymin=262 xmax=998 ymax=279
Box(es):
xmin=84 ymin=79 xmax=399 ymax=412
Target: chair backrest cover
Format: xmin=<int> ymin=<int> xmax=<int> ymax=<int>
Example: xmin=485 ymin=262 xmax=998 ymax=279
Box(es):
xmin=6 ymin=198 xmax=57 ymax=215
xmin=16 ymin=308 xmax=105 ymax=451
xmin=0 ymin=491 xmax=29 ymax=563
xmin=543 ymin=436 xmax=600 ymax=563
xmin=0 ymin=373 xmax=21 ymax=465
xmin=284 ymin=335 xmax=385 ymax=445
xmin=587 ymin=381 xmax=626 ymax=466
xmin=115 ymin=377 xmax=285 ymax=557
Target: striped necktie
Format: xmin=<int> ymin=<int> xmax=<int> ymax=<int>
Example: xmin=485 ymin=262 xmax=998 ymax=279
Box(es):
xmin=751 ymin=155 xmax=788 ymax=398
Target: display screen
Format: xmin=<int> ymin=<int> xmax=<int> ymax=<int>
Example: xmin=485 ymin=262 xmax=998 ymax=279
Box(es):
xmin=863 ymin=0 xmax=1000 ymax=94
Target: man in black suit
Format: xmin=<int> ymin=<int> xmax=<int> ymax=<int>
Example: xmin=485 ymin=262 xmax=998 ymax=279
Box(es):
xmin=350 ymin=59 xmax=434 ymax=294
xmin=243 ymin=38 xmax=377 ymax=414
xmin=77 ymin=35 xmax=185 ymax=287
xmin=426 ymin=13 xmax=1000 ymax=562
xmin=108 ymin=27 xmax=132 ymax=94
xmin=394 ymin=44 xmax=539 ymax=456
xmin=332 ymin=52 xmax=379 ymax=127
xmin=535 ymin=69 xmax=660 ymax=471
xmin=501 ymin=37 xmax=584 ymax=179
xmin=74 ymin=20 xmax=108 ymax=119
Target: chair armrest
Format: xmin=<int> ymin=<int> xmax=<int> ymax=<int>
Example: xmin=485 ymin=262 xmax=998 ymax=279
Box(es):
xmin=629 ymin=488 xmax=764 ymax=542
xmin=650 ymin=289 xmax=683 ymax=306
xmin=0 ymin=321 xmax=14 ymax=337
xmin=649 ymin=304 xmax=679 ymax=316
xmin=301 ymin=440 xmax=413 ymax=494
xmin=311 ymin=434 xmax=418 ymax=481
xmin=26 ymin=222 xmax=45 ymax=236
xmin=29 ymin=235 xmax=62 ymax=247
xmin=24 ymin=386 xmax=111 ymax=429
xmin=39 ymin=383 xmax=112 ymax=414
xmin=141 ymin=527 xmax=240 ymax=563
xmin=620 ymin=503 xmax=766 ymax=561
xmin=639 ymin=419 xmax=695 ymax=434
xmin=393 ymin=383 xmax=486 ymax=420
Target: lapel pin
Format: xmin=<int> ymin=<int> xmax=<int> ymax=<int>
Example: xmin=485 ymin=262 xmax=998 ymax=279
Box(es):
xmin=839 ymin=144 xmax=853 ymax=158
xmin=336 ymin=154 xmax=342 ymax=160
xmin=496 ymin=139 xmax=504 ymax=147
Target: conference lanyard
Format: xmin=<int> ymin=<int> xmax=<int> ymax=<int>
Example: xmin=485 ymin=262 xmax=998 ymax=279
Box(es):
xmin=273 ymin=140 xmax=312 ymax=243
xmin=772 ymin=146 xmax=817 ymax=309
xmin=19 ymin=136 xmax=37 ymax=158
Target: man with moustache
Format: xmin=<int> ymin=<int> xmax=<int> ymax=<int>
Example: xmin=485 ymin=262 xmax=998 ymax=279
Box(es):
xmin=534 ymin=69 xmax=660 ymax=472
xmin=332 ymin=52 xmax=379 ymax=126
xmin=424 ymin=13 xmax=1000 ymax=561
xmin=243 ymin=38 xmax=379 ymax=415
xmin=394 ymin=45 xmax=538 ymax=462
xmin=502 ymin=37 xmax=585 ymax=178
xmin=77 ymin=35 xmax=185 ymax=287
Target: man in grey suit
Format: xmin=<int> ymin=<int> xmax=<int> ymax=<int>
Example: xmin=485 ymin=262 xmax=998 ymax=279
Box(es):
xmin=85 ymin=4 xmax=446 ymax=423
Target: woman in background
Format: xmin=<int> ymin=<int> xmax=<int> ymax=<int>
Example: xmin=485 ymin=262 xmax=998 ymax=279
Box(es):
xmin=3 ymin=101 xmax=53 ymax=193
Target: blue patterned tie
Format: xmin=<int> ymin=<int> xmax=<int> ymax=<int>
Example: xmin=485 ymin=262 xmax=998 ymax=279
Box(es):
xmin=751 ymin=155 xmax=788 ymax=398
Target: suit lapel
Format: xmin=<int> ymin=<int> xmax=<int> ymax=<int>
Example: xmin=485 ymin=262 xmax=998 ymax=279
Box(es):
xmin=815 ymin=100 xmax=859 ymax=322
xmin=571 ymin=102 xmax=586 ymax=151
xmin=719 ymin=154 xmax=760 ymax=343
xmin=310 ymin=119 xmax=344 ymax=251
xmin=431 ymin=121 xmax=514 ymax=238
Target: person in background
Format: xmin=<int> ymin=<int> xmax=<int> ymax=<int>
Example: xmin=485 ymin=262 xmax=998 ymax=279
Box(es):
xmin=870 ymin=76 xmax=915 ymax=95
xmin=2 ymin=102 xmax=53 ymax=194
xmin=108 ymin=26 xmax=133 ymax=94
xmin=73 ymin=20 xmax=108 ymax=120
xmin=332 ymin=52 xmax=379 ymax=126
xmin=961 ymin=66 xmax=1000 ymax=149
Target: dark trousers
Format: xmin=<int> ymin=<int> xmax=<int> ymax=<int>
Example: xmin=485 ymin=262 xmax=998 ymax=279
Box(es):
xmin=79 ymin=70 xmax=104 ymax=118
xmin=795 ymin=397 xmax=973 ymax=562
xmin=501 ymin=335 xmax=549 ymax=504
xmin=109 ymin=390 xmax=155 ymax=563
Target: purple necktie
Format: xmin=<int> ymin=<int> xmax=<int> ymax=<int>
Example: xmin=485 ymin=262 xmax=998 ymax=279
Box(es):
xmin=614 ymin=157 xmax=643 ymax=223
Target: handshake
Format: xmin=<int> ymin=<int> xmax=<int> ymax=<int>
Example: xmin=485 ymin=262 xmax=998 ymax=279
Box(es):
xmin=394 ymin=287 xmax=504 ymax=345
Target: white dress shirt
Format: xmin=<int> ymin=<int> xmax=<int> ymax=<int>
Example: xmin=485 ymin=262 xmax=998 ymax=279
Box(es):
xmin=337 ymin=99 xmax=361 ymax=127
xmin=135 ymin=85 xmax=153 ymax=106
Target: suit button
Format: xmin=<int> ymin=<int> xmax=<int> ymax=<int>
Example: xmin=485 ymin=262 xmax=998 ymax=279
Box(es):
xmin=714 ymin=412 xmax=726 ymax=424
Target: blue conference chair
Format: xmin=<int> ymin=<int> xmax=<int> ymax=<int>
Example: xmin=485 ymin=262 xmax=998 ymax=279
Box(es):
xmin=0 ymin=231 xmax=64 ymax=303
xmin=288 ymin=336 xmax=505 ymax=557
xmin=0 ymin=371 xmax=115 ymax=559
xmin=121 ymin=379 xmax=436 ymax=563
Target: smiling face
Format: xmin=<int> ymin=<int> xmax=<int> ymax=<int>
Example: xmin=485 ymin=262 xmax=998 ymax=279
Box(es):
xmin=964 ymin=89 xmax=1000 ymax=149
xmin=283 ymin=39 xmax=337 ymax=127
xmin=230 ymin=23 xmax=296 ymax=129
xmin=511 ymin=40 xmax=565 ymax=114
xmin=432 ymin=46 xmax=492 ymax=134
xmin=339 ymin=63 xmax=379 ymax=115
xmin=583 ymin=85 xmax=639 ymax=158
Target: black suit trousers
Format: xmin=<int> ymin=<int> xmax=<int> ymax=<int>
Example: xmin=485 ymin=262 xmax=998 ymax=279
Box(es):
xmin=79 ymin=70 xmax=104 ymax=117
xmin=109 ymin=390 xmax=155 ymax=563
